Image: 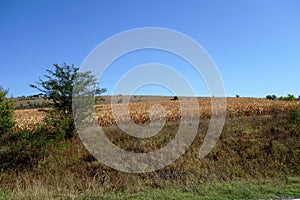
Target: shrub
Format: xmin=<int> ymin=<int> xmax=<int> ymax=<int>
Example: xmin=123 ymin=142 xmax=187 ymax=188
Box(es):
xmin=0 ymin=87 xmax=15 ymax=136
xmin=278 ymin=94 xmax=296 ymax=101
xmin=171 ymin=96 xmax=178 ymax=101
xmin=288 ymin=108 xmax=300 ymax=136
xmin=289 ymin=108 xmax=300 ymax=123
xmin=286 ymin=94 xmax=296 ymax=100
xmin=44 ymin=109 xmax=75 ymax=139
xmin=266 ymin=94 xmax=277 ymax=100
xmin=0 ymin=124 xmax=65 ymax=170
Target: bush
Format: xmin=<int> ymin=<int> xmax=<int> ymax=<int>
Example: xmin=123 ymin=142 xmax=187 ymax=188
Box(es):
xmin=266 ymin=94 xmax=277 ymax=100
xmin=171 ymin=96 xmax=178 ymax=101
xmin=44 ymin=109 xmax=75 ymax=139
xmin=289 ymin=108 xmax=300 ymax=123
xmin=0 ymin=87 xmax=15 ymax=136
xmin=0 ymin=124 xmax=65 ymax=170
xmin=278 ymin=94 xmax=296 ymax=101
xmin=288 ymin=108 xmax=300 ymax=136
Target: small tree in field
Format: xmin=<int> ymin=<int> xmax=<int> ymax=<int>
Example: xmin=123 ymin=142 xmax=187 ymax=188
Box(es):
xmin=30 ymin=64 xmax=79 ymax=114
xmin=30 ymin=63 xmax=106 ymax=138
xmin=266 ymin=94 xmax=277 ymax=100
xmin=0 ymin=87 xmax=15 ymax=136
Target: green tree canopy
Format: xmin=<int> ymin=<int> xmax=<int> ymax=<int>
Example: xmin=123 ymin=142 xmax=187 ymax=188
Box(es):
xmin=0 ymin=87 xmax=15 ymax=136
xmin=30 ymin=63 xmax=106 ymax=138
xmin=30 ymin=63 xmax=106 ymax=113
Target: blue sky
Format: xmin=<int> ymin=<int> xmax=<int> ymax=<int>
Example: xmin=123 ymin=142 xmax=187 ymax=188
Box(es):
xmin=0 ymin=0 xmax=299 ymax=97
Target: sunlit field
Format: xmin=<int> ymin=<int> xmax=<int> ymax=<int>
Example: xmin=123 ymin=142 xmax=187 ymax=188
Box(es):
xmin=2 ymin=97 xmax=299 ymax=199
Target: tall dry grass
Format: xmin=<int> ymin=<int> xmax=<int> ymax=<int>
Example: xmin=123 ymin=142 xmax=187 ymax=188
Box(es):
xmin=1 ymin=110 xmax=300 ymax=198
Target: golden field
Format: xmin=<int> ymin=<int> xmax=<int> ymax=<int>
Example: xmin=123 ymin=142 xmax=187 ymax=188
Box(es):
xmin=14 ymin=98 xmax=300 ymax=130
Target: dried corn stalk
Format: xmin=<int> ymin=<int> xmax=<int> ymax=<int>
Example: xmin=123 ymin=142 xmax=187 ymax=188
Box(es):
xmin=14 ymin=98 xmax=300 ymax=130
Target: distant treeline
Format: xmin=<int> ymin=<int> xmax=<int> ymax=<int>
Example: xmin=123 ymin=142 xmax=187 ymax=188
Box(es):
xmin=266 ymin=94 xmax=300 ymax=101
xmin=15 ymin=94 xmax=43 ymax=100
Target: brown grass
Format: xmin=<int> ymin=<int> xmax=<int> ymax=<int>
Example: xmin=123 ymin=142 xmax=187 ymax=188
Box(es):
xmin=2 ymin=113 xmax=300 ymax=198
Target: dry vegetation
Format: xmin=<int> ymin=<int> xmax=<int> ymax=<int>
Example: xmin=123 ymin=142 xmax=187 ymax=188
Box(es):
xmin=3 ymin=113 xmax=300 ymax=199
xmin=14 ymin=108 xmax=46 ymax=130
xmin=14 ymin=98 xmax=300 ymax=129
xmin=1 ymin=97 xmax=299 ymax=199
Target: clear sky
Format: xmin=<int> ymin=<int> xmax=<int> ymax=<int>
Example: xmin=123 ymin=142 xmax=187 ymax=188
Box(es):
xmin=0 ymin=0 xmax=299 ymax=97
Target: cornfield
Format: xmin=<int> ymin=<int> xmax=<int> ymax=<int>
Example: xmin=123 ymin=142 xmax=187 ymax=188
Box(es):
xmin=14 ymin=98 xmax=300 ymax=130
xmin=14 ymin=108 xmax=46 ymax=130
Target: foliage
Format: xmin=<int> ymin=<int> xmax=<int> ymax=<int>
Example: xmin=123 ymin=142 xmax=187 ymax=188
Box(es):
xmin=266 ymin=94 xmax=277 ymax=100
xmin=266 ymin=94 xmax=300 ymax=101
xmin=0 ymin=87 xmax=15 ymax=136
xmin=30 ymin=63 xmax=107 ymax=138
xmin=0 ymin=125 xmax=63 ymax=170
xmin=278 ymin=94 xmax=297 ymax=101
xmin=279 ymin=94 xmax=296 ymax=101
xmin=288 ymin=107 xmax=300 ymax=136
xmin=289 ymin=107 xmax=300 ymax=122
xmin=0 ymin=113 xmax=300 ymax=198
xmin=30 ymin=63 xmax=79 ymax=113
xmin=30 ymin=63 xmax=106 ymax=113
xmin=44 ymin=109 xmax=76 ymax=139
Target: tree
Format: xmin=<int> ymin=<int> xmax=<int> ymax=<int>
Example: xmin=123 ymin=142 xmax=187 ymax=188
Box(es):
xmin=0 ymin=87 xmax=15 ymax=136
xmin=266 ymin=94 xmax=277 ymax=100
xmin=278 ymin=94 xmax=296 ymax=101
xmin=30 ymin=64 xmax=78 ymax=113
xmin=286 ymin=94 xmax=296 ymax=101
xmin=30 ymin=63 xmax=106 ymax=138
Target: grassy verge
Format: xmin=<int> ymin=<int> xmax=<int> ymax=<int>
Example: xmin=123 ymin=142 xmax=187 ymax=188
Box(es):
xmin=101 ymin=179 xmax=300 ymax=200
xmin=0 ymin=110 xmax=299 ymax=199
xmin=1 ymin=178 xmax=299 ymax=199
